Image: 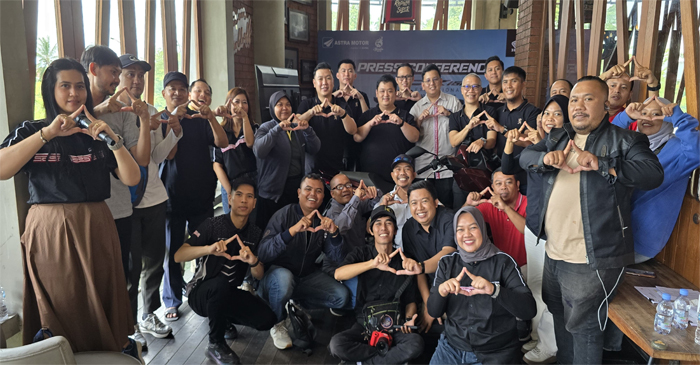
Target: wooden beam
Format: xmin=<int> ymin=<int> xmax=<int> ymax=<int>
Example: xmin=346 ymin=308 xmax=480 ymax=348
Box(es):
xmin=193 ymin=0 xmax=203 ymax=79
xmin=415 ymin=0 xmax=422 ymax=30
xmin=573 ymin=0 xmax=584 ymax=79
xmin=534 ymin=1 xmax=548 ymax=107
xmin=161 ymin=0 xmax=178 ymax=73
xmin=357 ymin=0 xmax=370 ymax=30
xmin=460 ymin=0 xmax=472 ymax=30
xmin=615 ymin=0 xmax=628 ymax=66
xmin=118 ymin=0 xmax=137 ymax=55
xmin=665 ymin=1 xmax=682 ymax=101
xmin=548 ymin=0 xmax=555 ymax=85
xmin=433 ymin=0 xmax=448 ymax=30
xmin=556 ymin=0 xmax=574 ymax=80
xmin=634 ymin=0 xmax=661 ymax=101
xmin=337 ymin=0 xmax=349 ymax=30
xmin=96 ymin=0 xmax=110 ymax=46
xmin=680 ymin=0 xmax=700 ymax=117
xmin=55 ymin=0 xmax=86 ymax=60
xmin=586 ymin=0 xmax=606 ymax=76
xmin=144 ymin=0 xmax=156 ymax=104
xmin=23 ymin=0 xmax=39 ymax=105
xmin=181 ymin=0 xmax=191 ymax=74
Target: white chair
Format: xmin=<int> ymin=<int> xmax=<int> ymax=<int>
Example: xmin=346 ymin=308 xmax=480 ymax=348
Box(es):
xmin=0 ymin=335 xmax=141 ymax=365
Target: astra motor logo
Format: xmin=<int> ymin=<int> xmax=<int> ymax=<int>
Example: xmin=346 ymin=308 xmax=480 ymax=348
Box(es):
xmin=322 ymin=37 xmax=334 ymax=48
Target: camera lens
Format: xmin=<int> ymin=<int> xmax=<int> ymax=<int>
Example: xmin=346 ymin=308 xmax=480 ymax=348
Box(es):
xmin=376 ymin=338 xmax=389 ymax=355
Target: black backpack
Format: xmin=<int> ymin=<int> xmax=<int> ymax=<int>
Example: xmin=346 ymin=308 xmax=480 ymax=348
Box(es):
xmin=285 ymin=299 xmax=316 ymax=355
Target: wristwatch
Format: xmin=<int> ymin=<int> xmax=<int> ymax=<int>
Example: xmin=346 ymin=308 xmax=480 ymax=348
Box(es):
xmin=647 ymin=84 xmax=661 ymax=91
xmin=108 ymin=134 xmax=124 ymax=151
xmin=490 ymin=282 xmax=501 ymax=299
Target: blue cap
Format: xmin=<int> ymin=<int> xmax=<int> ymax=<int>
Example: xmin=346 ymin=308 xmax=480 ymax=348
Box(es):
xmin=662 ymin=293 xmax=671 ymax=301
xmin=679 ymin=289 xmax=688 ymax=296
xmin=391 ymin=154 xmax=414 ymax=169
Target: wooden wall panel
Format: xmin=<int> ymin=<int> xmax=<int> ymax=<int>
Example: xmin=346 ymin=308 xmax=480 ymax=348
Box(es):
xmin=658 ymin=196 xmax=700 ymax=287
xmin=144 ymin=0 xmax=156 ymax=104
xmin=119 ymin=0 xmax=138 ymax=55
xmin=55 ymin=0 xmax=85 ymax=60
xmin=556 ymin=0 xmax=573 ymax=79
xmin=96 ymin=0 xmax=110 ymax=46
xmin=23 ymin=0 xmax=38 ymax=102
xmin=161 ymin=0 xmax=178 ymax=72
xmin=586 ymin=0 xmax=606 ymax=76
xmin=534 ymin=1 xmax=548 ymax=107
xmin=634 ymin=0 xmax=661 ymax=101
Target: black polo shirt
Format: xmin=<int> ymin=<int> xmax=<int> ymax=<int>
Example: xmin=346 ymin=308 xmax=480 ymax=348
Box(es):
xmin=448 ymin=104 xmax=499 ymax=147
xmin=185 ymin=214 xmax=261 ymax=294
xmin=341 ymin=244 xmax=418 ymax=324
xmin=481 ymin=86 xmax=507 ymax=110
xmin=160 ymin=110 xmax=218 ymax=214
xmin=395 ymin=99 xmax=417 ymax=114
xmin=297 ymin=96 xmax=353 ymax=175
xmin=402 ymin=206 xmax=456 ymax=282
xmin=356 ymin=106 xmax=416 ymax=184
xmin=1 ymin=120 xmax=117 ymax=204
xmin=335 ymin=90 xmax=370 ymax=120
xmin=213 ymin=124 xmax=258 ymax=181
xmin=495 ymin=99 xmax=541 ymax=157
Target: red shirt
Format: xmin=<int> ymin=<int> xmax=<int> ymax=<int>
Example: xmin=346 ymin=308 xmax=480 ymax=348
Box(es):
xmin=477 ymin=194 xmax=528 ymax=266
xmin=609 ymin=109 xmax=637 ymax=130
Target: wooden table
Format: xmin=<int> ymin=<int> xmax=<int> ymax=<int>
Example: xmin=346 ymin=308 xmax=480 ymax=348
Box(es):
xmin=609 ymin=260 xmax=700 ymax=364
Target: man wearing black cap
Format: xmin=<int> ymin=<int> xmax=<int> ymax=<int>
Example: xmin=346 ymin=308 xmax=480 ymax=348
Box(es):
xmin=159 ymin=71 xmax=228 ymax=322
xmin=330 ymin=206 xmax=424 ymax=364
xmin=117 ymin=54 xmax=180 ymax=344
xmin=375 ymin=154 xmax=416 ymax=249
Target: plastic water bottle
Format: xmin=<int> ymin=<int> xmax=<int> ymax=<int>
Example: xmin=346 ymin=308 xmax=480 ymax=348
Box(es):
xmin=695 ymin=302 xmax=700 ymax=345
xmin=654 ymin=293 xmax=673 ymax=335
xmin=0 ymin=286 xmax=8 ymax=322
xmin=673 ymin=289 xmax=691 ymax=329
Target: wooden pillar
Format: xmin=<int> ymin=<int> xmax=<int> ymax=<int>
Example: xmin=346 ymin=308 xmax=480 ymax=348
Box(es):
xmin=118 ymin=0 xmax=137 ymax=55
xmin=161 ymin=0 xmax=178 ymax=72
xmin=96 ymin=0 xmax=110 ymax=46
xmin=55 ymin=0 xmax=85 ymax=60
xmin=586 ymin=0 xmax=606 ymax=76
xmin=634 ymin=0 xmax=661 ymax=101
xmin=460 ymin=0 xmax=472 ymax=30
xmin=181 ymin=0 xmax=191 ymax=74
xmin=23 ymin=0 xmax=38 ymax=102
xmin=556 ymin=0 xmax=573 ymax=79
xmin=433 ymin=0 xmax=449 ymax=30
xmin=615 ymin=0 xmax=628 ymax=66
xmin=357 ymin=0 xmax=370 ymax=30
xmin=336 ymin=0 xmax=349 ymax=30
xmin=574 ymin=0 xmax=584 ymax=79
xmin=144 ymin=0 xmax=156 ymax=104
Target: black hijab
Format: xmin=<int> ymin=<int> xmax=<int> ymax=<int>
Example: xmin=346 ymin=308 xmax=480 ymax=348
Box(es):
xmin=268 ymin=91 xmax=290 ymax=123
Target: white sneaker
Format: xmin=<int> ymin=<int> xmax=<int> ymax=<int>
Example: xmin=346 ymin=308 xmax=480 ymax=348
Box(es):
xmin=130 ymin=325 xmax=148 ymax=350
xmin=523 ymin=346 xmax=557 ymax=364
xmin=522 ymin=339 xmax=538 ymax=353
xmin=238 ymin=281 xmax=256 ymax=295
xmin=270 ymin=321 xmax=292 ymax=350
xmin=140 ymin=313 xmax=172 ymax=338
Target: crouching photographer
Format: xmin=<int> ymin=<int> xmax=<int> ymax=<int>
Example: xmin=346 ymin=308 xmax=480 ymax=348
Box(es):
xmin=329 ymin=206 xmax=424 ymax=364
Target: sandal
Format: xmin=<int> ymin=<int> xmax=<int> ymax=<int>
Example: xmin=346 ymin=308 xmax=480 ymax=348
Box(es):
xmin=164 ymin=307 xmax=179 ymax=322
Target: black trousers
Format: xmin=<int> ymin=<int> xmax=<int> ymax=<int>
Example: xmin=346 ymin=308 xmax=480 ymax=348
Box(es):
xmin=115 ymin=216 xmax=133 ymax=282
xmin=189 ymin=276 xmax=277 ymax=344
xmin=256 ymin=176 xmax=302 ymax=231
xmin=329 ymin=322 xmax=424 ymax=364
xmin=427 ymin=178 xmax=455 ymax=210
xmin=129 ymin=202 xmax=167 ymax=322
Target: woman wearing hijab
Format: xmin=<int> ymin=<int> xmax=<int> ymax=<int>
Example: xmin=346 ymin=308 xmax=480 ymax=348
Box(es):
xmin=253 ymin=91 xmax=321 ymax=230
xmin=612 ymin=96 xmax=700 ymax=262
xmin=428 ymin=206 xmax=536 ymax=364
xmin=501 ymin=95 xmax=569 ymax=362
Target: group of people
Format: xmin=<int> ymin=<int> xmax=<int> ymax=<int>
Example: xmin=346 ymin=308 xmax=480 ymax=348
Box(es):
xmin=0 ymin=45 xmax=698 ymax=365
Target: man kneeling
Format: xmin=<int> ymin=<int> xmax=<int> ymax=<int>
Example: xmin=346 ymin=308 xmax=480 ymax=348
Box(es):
xmin=330 ymin=206 xmax=424 ymax=364
xmin=175 ymin=178 xmax=276 ymax=365
xmin=428 ymin=207 xmax=536 ymax=364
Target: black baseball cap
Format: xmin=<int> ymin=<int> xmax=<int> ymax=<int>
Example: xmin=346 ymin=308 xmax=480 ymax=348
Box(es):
xmin=163 ymin=71 xmax=188 ymax=88
xmin=369 ymin=205 xmax=397 ymax=228
xmin=119 ymin=54 xmax=152 ymax=72
xmin=391 ymin=154 xmax=414 ymax=169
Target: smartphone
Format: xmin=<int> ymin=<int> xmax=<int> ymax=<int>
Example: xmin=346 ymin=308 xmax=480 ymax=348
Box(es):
xmin=625 ymin=268 xmax=656 ymax=278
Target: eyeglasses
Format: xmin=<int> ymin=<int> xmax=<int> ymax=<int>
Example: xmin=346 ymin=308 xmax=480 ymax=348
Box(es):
xmin=332 ymin=183 xmax=354 ymax=191
xmin=396 ymin=76 xmax=412 ymax=81
xmin=462 ymin=84 xmax=482 ymax=91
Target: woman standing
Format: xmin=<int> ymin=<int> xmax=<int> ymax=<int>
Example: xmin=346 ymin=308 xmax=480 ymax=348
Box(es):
xmin=0 ymin=59 xmax=141 ymax=357
xmin=253 ymin=91 xmax=321 ymax=230
xmin=213 ymin=87 xmax=257 ymax=214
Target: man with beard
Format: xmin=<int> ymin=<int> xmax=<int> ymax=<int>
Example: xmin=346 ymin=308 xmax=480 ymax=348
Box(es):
xmin=257 ymin=174 xmax=350 ymax=350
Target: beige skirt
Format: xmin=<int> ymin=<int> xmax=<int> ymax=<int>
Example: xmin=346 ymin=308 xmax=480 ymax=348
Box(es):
xmin=21 ymin=202 xmax=134 ymax=352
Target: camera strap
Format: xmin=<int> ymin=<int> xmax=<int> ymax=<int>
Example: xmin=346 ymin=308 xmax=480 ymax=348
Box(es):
xmin=393 ymin=275 xmax=413 ymax=302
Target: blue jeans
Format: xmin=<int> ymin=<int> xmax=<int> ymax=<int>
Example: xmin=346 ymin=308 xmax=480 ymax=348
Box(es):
xmin=221 ymin=187 xmax=231 ymax=214
xmin=342 ymin=276 xmax=358 ymax=308
xmin=542 ymin=254 xmax=625 ymax=364
xmin=430 ymin=333 xmax=482 ymax=365
xmin=258 ymin=265 xmax=351 ymax=322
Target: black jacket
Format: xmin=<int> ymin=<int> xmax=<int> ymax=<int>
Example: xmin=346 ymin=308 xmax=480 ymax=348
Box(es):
xmin=428 ymin=252 xmax=536 ymax=364
xmin=519 ymin=119 xmax=664 ymax=269
xmin=258 ymin=204 xmax=344 ymax=277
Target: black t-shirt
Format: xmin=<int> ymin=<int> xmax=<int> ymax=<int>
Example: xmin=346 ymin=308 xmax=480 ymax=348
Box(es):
xmin=185 ymin=214 xmax=261 ymax=293
xmin=356 ymin=106 xmax=416 ymax=183
xmin=335 ymin=90 xmax=370 ymax=120
xmin=481 ymin=86 xmax=507 ymax=110
xmin=448 ymin=104 xmax=498 ymax=147
xmin=402 ymin=206 xmax=456 ymax=283
xmin=297 ymin=96 xmax=353 ymax=175
xmin=341 ymin=245 xmax=418 ymax=323
xmin=495 ymin=99 xmax=541 ymax=157
xmin=0 ymin=120 xmax=117 ymax=204
xmin=160 ymin=110 xmax=218 ymax=214
xmin=213 ymin=124 xmax=258 ymax=181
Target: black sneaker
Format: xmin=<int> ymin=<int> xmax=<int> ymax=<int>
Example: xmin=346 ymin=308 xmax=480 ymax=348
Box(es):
xmin=206 ymin=341 xmax=241 ymax=365
xmin=122 ymin=338 xmax=144 ymax=364
xmin=517 ymin=318 xmax=532 ymax=342
xmin=224 ymin=323 xmax=238 ymax=340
